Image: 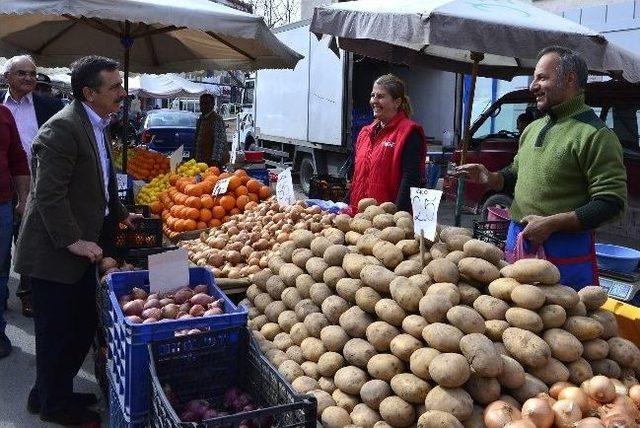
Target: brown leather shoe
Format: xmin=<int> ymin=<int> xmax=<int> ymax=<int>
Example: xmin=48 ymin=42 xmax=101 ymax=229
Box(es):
xmin=20 ymin=295 xmax=33 ymax=318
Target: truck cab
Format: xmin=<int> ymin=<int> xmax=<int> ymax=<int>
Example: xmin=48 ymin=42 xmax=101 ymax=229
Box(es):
xmin=443 ymin=80 xmax=640 ymax=245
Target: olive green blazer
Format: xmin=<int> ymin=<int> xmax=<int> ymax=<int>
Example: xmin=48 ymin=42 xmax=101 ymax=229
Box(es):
xmin=14 ymin=100 xmax=128 ymax=284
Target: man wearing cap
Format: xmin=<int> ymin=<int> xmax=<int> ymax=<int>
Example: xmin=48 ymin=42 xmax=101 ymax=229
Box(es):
xmin=1 ymin=55 xmax=64 ymax=317
xmin=34 ymin=73 xmax=54 ymax=97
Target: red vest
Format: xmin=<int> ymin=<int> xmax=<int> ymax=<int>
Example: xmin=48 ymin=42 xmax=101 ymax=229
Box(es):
xmin=350 ymin=111 xmax=426 ymax=212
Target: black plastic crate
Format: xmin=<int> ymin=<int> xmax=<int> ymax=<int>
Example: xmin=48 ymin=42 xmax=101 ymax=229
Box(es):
xmin=115 ymin=217 xmax=163 ymax=249
xmin=149 ymin=328 xmax=317 ymax=428
xmin=308 ymin=175 xmax=347 ymax=202
xmin=473 ymin=219 xmax=509 ymax=250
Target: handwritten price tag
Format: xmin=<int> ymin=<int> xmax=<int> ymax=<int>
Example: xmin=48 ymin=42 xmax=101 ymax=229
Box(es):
xmin=169 ymin=145 xmax=184 ymax=172
xmin=276 ymin=168 xmax=295 ymax=206
xmin=116 ymin=173 xmax=129 ymax=191
xmin=212 ymin=177 xmax=231 ymax=196
xmin=410 ymin=188 xmax=443 ymax=241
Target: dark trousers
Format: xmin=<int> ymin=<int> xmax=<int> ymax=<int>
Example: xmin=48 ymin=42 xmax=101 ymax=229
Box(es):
xmin=31 ymin=266 xmax=98 ymax=413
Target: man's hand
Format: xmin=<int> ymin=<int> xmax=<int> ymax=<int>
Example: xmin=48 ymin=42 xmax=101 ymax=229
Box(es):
xmin=67 ymin=240 xmax=103 ymax=263
xmin=521 ymin=215 xmax=557 ymax=246
xmin=454 ymin=163 xmax=490 ymax=184
xmin=121 ymin=212 xmax=143 ymax=229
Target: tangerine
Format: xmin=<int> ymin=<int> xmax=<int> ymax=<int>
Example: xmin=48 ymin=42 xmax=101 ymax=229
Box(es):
xmin=219 ymin=195 xmax=236 ymax=212
xmin=236 ymin=195 xmax=249 ymax=210
xmin=197 ymin=221 xmax=208 ymax=230
xmin=258 ymin=186 xmax=271 ymax=199
xmin=174 ymin=219 xmax=185 ymax=232
xmin=199 ymin=208 xmax=213 ymax=222
xmin=228 ymin=176 xmax=242 ymax=190
xmin=184 ymin=219 xmax=197 ymax=231
xmin=186 ymin=196 xmax=202 ymax=209
xmin=208 ymin=218 xmax=222 ymax=228
xmin=247 ymin=193 xmax=259 ymax=203
xmin=200 ymin=194 xmax=214 ymax=209
xmin=212 ymin=206 xmax=226 ymax=219
xmin=234 ymin=169 xmax=248 ymax=177
xmin=187 ymin=207 xmax=200 ymax=220
xmin=246 ymin=179 xmax=262 ymax=194
xmin=235 ymin=185 xmax=248 ymax=196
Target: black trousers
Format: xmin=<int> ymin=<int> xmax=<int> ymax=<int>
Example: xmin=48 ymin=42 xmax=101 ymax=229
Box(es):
xmin=31 ymin=266 xmax=98 ymax=413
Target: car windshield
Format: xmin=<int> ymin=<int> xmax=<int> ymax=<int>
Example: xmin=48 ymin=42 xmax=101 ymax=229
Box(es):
xmin=146 ymin=112 xmax=197 ymax=127
xmin=474 ymin=102 xmax=533 ymax=138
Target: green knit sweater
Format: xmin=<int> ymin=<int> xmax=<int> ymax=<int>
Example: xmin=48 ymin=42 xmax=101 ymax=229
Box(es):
xmin=507 ymin=93 xmax=627 ymax=222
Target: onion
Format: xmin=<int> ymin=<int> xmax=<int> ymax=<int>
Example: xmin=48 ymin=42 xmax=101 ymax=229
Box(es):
xmin=552 ymin=400 xmax=582 ymax=428
xmin=550 ymin=381 xmax=574 ymax=399
xmin=611 ymin=378 xmax=628 ymax=396
xmin=503 ymin=421 xmax=536 ymax=428
xmin=574 ymin=417 xmax=605 ymax=427
xmin=521 ymin=397 xmax=553 ymax=428
xmin=558 ymin=386 xmax=590 ymax=414
xmin=585 ymin=375 xmax=616 ymax=404
xmin=629 ymin=384 xmax=640 ymax=408
xmin=484 ymin=400 xmax=522 ymax=428
xmin=604 ymin=395 xmax=640 ymax=421
xmin=535 ymin=393 xmax=556 ymax=408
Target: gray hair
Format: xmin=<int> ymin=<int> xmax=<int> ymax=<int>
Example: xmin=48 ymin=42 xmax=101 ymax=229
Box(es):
xmin=3 ymin=54 xmax=36 ymax=75
xmin=536 ymin=46 xmax=588 ymax=89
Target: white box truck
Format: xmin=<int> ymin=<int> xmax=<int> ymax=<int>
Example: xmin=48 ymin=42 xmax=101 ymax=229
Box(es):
xmin=251 ymin=20 xmax=460 ymax=193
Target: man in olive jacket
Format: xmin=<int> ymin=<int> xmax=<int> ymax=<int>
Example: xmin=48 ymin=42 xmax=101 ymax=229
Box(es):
xmin=14 ymin=56 xmax=135 ymax=425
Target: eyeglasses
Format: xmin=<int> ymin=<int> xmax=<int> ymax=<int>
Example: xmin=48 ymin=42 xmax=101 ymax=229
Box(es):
xmin=13 ymin=70 xmax=37 ymax=78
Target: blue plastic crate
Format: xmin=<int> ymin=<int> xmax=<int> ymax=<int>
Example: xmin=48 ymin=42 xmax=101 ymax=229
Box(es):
xmin=109 ymin=375 xmax=146 ymax=428
xmin=247 ymin=168 xmax=269 ymax=185
xmin=102 ymin=267 xmax=248 ymax=423
xmin=148 ymin=328 xmax=317 ymax=428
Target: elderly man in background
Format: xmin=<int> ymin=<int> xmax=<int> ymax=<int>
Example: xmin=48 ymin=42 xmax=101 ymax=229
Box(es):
xmin=1 ymin=55 xmax=63 ymax=317
xmin=194 ymin=93 xmax=229 ymax=167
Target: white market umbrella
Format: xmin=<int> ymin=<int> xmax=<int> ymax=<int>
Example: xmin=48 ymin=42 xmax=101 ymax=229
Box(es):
xmin=310 ymin=0 xmax=640 ymax=225
xmin=128 ymin=73 xmax=221 ymax=99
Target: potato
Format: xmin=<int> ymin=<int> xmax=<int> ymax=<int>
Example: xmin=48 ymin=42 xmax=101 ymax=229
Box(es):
xmin=322 ymin=405 xmax=352 ymax=428
xmin=281 ymin=287 xmax=302 ymax=311
xmin=360 ymin=380 xmax=392 ymax=410
xmin=390 ymin=284 xmax=422 ymax=313
xmin=309 ymin=282 xmax=332 ymax=306
xmin=279 ymin=359 xmax=304 ymax=383
xmin=308 ymin=389 xmax=336 ymax=416
xmin=462 ymin=239 xmax=503 ymax=264
xmin=246 ymin=284 xmax=262 ymax=302
xmin=608 ymin=337 xmax=640 ymax=369
xmin=529 ymin=357 xmax=570 ymax=387
xmin=265 ymin=275 xmax=287 ymax=300
xmin=323 ymin=266 xmax=348 ymax=289
xmin=567 ymin=357 xmax=594 ymax=385
xmin=590 ymin=310 xmax=619 ymax=339
xmin=379 ymin=396 xmax=415 ymax=428
xmin=458 ymin=283 xmax=482 ymax=306
xmin=498 ymin=355 xmax=526 ymax=389
xmin=334 ymin=366 xmax=369 ymax=395
xmin=378 ymin=202 xmax=396 ymax=214
xmin=291 ymin=229 xmax=315 ymax=248
xmin=566 ymin=300 xmax=588 ymax=317
xmin=273 ymin=332 xmax=293 ymax=351
xmin=279 ymin=263 xmax=304 ymax=288
xmin=542 ymin=328 xmax=583 ymax=362
xmin=488 ymin=277 xmax=520 ymax=301
xmin=286 ymin=345 xmax=305 ymax=364
xmin=390 ymin=334 xmax=422 ymax=362
xmin=426 ymin=282 xmax=461 ymax=305
xmin=372 ymin=212 xmax=395 ymax=229
xmin=295 ymin=273 xmax=314 ymax=298
xmin=375 ymin=299 xmax=407 ymax=327
xmin=367 ymin=354 xmax=405 ymax=382
xmin=575 ymin=286 xmax=606 ymax=311
xmin=541 ymin=284 xmax=580 ymax=309
xmin=334 ymin=214 xmax=352 ymax=232
xmin=510 ymin=284 xmax=546 ymax=310
xmin=392 ymin=260 xmax=421 ymax=278
xmin=249 ymin=314 xmax=268 ymax=331
xmin=323 ymin=227 xmax=346 ymax=245
xmin=335 ymin=277 xmax=361 ymax=303
xmin=428 ymin=353 xmax=471 ymax=388
xmin=366 ymin=321 xmax=400 ymax=352
xmin=343 ymin=338 xmax=377 ymax=368
xmin=484 ymin=320 xmax=510 ymax=342
xmin=292 ymin=248 xmax=314 ymax=270
xmin=319 ymin=376 xmax=336 ymax=393
xmin=304 ymin=312 xmax=330 ymax=338
xmin=378 ymin=226 xmax=405 ymax=244
xmin=264 ymin=300 xmax=287 ymax=323
xmin=473 ymin=295 xmax=509 ymax=321
xmin=424 ymin=386 xmax=473 ymax=422
xmin=301 ymin=337 xmax=326 ymax=362
xmin=445 ymin=250 xmax=466 ymax=265
xmin=510 ymin=374 xmax=548 ymax=404
xmin=294 ymin=299 xmax=320 ymax=320
xmin=357 ymin=234 xmax=382 ymax=256
xmin=502 ymin=327 xmax=551 ymax=368
xmin=343 ymin=253 xmax=370 ymax=278
xmin=321 ymin=325 xmax=350 ymax=352
xmin=402 ymin=315 xmax=428 ymax=339
xmin=446 ymin=305 xmax=485 ymax=334
xmin=260 ymin=322 xmax=281 ymax=340
xmin=356 ymin=287 xmax=383 ymax=314
xmin=408 ymin=347 xmax=439 ymax=381
xmin=539 ymin=304 xmax=567 ymax=329
xmin=292 ymin=376 xmax=319 ymax=394
xmin=324 ymin=244 xmax=350 ymax=267
xmin=268 ymin=254 xmax=286 ymax=275
xmin=310 ymin=236 xmax=333 ymax=258
xmin=583 ymin=338 xmax=609 ymax=361
xmin=251 ymin=269 xmax=272 ymax=290
xmin=396 ymin=239 xmax=419 ymax=257
xmin=267 ymin=349 xmax=289 ymax=367
xmin=443 ymin=234 xmax=472 ymax=252
xmin=350 ymin=218 xmax=373 ymax=234
xmin=505 ymin=307 xmax=544 ymax=333
xmin=409 ymin=274 xmax=432 ymax=294
xmin=333 ymin=389 xmax=359 ymax=412
xmin=439 ymin=226 xmax=472 ymax=241
xmin=465 ymin=372 xmax=501 ymax=405
xmin=254 ymin=292 xmax=273 ymax=313
xmin=422 ymin=323 xmax=463 ymax=353
xmin=425 ymin=259 xmax=459 ymax=283
xmin=563 ymin=316 xmax=604 ymax=340
xmin=290 ymin=322 xmax=310 ymax=345
xmin=458 ymin=257 xmax=500 ymax=284
xmin=350 ymin=403 xmax=382 ymax=428
xmin=373 ymin=240 xmax=404 ymax=269
xmin=590 ymin=358 xmax=622 ymax=378
xmin=358 ymin=198 xmax=378 ymax=213
xmin=503 ymin=258 xmax=561 ymax=285
xmin=317 ymin=352 xmax=346 ymax=378
xmin=321 ymin=295 xmax=349 ymax=324
xmin=417 ymin=410 xmax=464 ymax=428
xmin=390 ymin=373 xmax=430 ymax=404
xmin=340 ymin=306 xmax=373 ymax=338
xmin=429 ymin=242 xmax=449 ymax=259
xmin=307 ymin=257 xmax=329 ymax=282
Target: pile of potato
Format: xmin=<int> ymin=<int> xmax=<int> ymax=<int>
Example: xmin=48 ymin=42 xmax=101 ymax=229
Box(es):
xmin=178 ymin=199 xmax=334 ymax=279
xmin=241 ymin=198 xmax=640 ymax=428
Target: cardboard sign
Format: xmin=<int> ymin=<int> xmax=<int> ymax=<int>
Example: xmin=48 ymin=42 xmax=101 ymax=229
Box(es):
xmin=276 ymin=168 xmax=295 ymax=206
xmin=148 ymin=248 xmax=189 ymax=294
xmin=212 ymin=177 xmax=231 ymax=196
xmin=169 ymin=145 xmax=184 ymax=171
xmin=116 ymin=173 xmax=129 ymax=191
xmin=410 ymin=188 xmax=443 ymax=241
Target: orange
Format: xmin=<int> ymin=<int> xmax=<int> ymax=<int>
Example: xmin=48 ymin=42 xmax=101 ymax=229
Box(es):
xmin=174 ymin=219 xmax=185 ymax=232
xmin=219 ymin=195 xmax=236 ymax=212
xmin=219 ymin=172 xmax=231 ymax=180
xmin=228 ymin=175 xmax=242 ymax=191
xmin=210 ymin=166 xmax=221 ymax=176
xmin=201 ymin=180 xmax=214 ymax=195
xmin=247 ymin=193 xmax=259 ymax=203
xmin=200 ymin=194 xmax=214 ymax=209
xmin=259 ymin=186 xmax=271 ymax=199
xmin=186 ymin=196 xmax=202 ymax=209
xmin=246 ymin=179 xmax=261 ymax=194
xmin=166 ymin=216 xmax=177 ymax=229
xmin=236 ymin=195 xmax=249 ymax=210
xmin=184 ymin=219 xmax=197 ymax=231
xmin=212 ymin=206 xmax=225 ymax=219
xmin=234 ymin=169 xmax=248 ymax=177
xmin=199 ymin=208 xmax=213 ymax=222
xmin=208 ymin=218 xmax=222 ymax=228
xmin=185 ymin=184 xmax=201 ymax=197
xmin=235 ymin=185 xmax=248 ymax=196
xmin=197 ymin=221 xmax=208 ymax=230
xmin=240 ymin=175 xmax=250 ymax=185
xmin=187 ymin=207 xmax=200 ymax=220
xmin=170 ymin=205 xmax=181 ymax=217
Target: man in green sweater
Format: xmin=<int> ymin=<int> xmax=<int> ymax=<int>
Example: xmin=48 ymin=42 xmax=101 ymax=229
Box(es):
xmin=458 ymin=46 xmax=627 ymax=289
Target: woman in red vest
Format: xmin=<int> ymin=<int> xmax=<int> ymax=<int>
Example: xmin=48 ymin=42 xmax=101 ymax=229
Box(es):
xmin=350 ymin=74 xmax=427 ymax=213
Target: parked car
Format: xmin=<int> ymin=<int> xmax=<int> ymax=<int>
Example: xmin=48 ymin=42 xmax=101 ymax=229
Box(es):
xmin=443 ymin=80 xmax=640 ymax=244
xmin=138 ymin=109 xmax=198 ymax=158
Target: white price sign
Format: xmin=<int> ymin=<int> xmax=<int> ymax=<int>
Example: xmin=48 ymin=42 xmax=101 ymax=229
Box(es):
xmin=410 ymin=188 xmax=443 ymax=241
xmin=229 ymin=138 xmax=239 ymax=165
xmin=169 ymin=145 xmax=184 ymax=172
xmin=116 ymin=173 xmax=129 ymax=191
xmin=148 ymin=248 xmax=190 ymax=294
xmin=276 ymin=168 xmax=295 ymax=206
xmin=212 ymin=177 xmax=231 ymax=196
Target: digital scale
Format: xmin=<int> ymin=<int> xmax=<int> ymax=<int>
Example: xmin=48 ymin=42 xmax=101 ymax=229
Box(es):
xmin=598 ymin=268 xmax=640 ymax=302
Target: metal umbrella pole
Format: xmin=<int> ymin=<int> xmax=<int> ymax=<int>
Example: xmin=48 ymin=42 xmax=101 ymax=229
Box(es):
xmin=121 ymin=21 xmax=132 ymax=172
xmin=454 ymin=52 xmax=484 ymax=226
